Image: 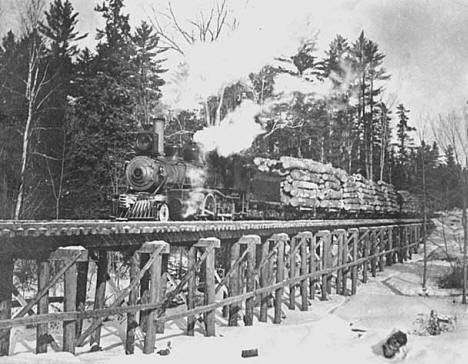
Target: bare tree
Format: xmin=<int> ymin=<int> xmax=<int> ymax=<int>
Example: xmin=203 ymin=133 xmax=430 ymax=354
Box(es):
xmin=151 ymin=0 xmax=236 ymax=55
xmin=433 ymin=110 xmax=468 ymax=303
xmin=151 ymin=0 xmax=238 ymax=126
xmin=14 ymin=0 xmax=54 ymax=219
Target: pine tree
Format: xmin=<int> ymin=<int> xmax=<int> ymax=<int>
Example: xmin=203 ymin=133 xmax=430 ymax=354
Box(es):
xmin=131 ymin=21 xmax=166 ymax=127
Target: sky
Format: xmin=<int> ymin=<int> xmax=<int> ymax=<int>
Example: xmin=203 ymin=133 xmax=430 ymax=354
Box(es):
xmin=2 ymin=0 xmax=468 ymax=132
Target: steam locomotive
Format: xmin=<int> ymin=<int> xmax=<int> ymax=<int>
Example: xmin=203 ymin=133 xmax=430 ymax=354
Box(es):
xmin=112 ymin=118 xmax=243 ymax=221
xmin=112 ymin=118 xmax=420 ymax=221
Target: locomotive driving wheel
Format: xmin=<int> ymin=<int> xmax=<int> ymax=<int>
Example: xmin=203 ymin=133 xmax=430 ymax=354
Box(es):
xmin=157 ymin=203 xmax=170 ymax=222
xmin=201 ymin=193 xmax=217 ymax=219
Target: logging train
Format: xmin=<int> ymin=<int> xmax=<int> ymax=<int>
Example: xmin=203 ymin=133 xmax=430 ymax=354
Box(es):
xmin=112 ymin=118 xmax=421 ymax=221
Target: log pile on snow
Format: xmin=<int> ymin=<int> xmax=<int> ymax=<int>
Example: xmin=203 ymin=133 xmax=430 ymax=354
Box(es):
xmin=253 ymin=156 xmax=418 ymax=215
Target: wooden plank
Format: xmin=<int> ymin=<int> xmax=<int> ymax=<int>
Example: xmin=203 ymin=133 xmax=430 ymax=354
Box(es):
xmin=90 ymin=251 xmax=108 ymax=347
xmin=36 ymin=260 xmax=50 ymax=354
xmin=228 ymin=241 xmax=241 ymax=327
xmin=125 ymin=252 xmax=139 ymax=355
xmin=0 ymin=258 xmax=13 ymax=356
xmin=186 ymin=246 xmax=196 ymax=336
xmin=274 ymin=237 xmax=286 ymax=324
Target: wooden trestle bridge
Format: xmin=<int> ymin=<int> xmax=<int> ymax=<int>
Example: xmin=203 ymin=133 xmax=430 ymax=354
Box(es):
xmin=0 ymin=218 xmax=424 ymax=357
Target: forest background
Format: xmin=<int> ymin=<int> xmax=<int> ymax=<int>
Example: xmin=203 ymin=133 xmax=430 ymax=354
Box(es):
xmin=0 ymin=0 xmax=462 ymax=220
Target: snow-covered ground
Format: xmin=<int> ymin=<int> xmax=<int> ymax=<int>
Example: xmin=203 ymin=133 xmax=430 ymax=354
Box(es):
xmin=4 ymin=216 xmax=468 ymax=364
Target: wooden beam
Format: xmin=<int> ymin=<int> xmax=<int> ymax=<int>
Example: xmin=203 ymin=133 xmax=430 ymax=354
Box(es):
xmin=299 ymin=233 xmax=310 ymax=311
xmin=186 ymin=246 xmax=196 ymax=336
xmin=143 ymin=241 xmax=169 ymax=354
xmin=259 ymin=239 xmax=270 ymax=322
xmin=197 ymin=238 xmax=219 ymax=337
xmin=90 ymin=251 xmax=108 ymax=348
xmin=36 ymin=259 xmax=50 ymax=354
xmin=125 ymin=252 xmax=138 ymax=355
xmin=274 ymin=235 xmax=287 ymax=324
xmin=238 ymin=235 xmax=260 ymax=326
xmin=61 ymin=247 xmax=87 ymax=355
xmin=228 ymin=241 xmax=240 ymax=327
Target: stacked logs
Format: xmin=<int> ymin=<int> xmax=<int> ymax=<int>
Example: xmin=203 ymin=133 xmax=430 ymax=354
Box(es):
xmin=254 ymin=157 xmax=346 ymax=210
xmin=253 ymin=156 xmax=418 ymax=215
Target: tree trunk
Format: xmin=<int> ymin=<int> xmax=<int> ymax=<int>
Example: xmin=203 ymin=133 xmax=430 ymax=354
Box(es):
xmin=463 ymin=167 xmax=467 ymax=304
xmin=14 ymin=54 xmax=36 ymax=220
xmin=422 ymin=145 xmax=428 ymax=290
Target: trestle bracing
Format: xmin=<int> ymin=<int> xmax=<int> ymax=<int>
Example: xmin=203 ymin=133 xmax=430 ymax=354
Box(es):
xmin=0 ymin=220 xmax=425 ymax=358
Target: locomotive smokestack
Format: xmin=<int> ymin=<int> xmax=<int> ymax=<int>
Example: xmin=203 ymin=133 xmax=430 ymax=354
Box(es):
xmin=153 ymin=117 xmax=165 ymax=155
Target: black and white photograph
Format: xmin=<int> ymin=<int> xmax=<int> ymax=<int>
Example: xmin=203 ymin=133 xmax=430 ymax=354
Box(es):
xmin=0 ymin=0 xmax=467 ymax=363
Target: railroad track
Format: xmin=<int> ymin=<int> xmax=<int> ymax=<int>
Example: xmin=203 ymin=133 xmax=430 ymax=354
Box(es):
xmin=0 ymin=218 xmax=423 ymax=258
xmin=0 ymin=218 xmax=422 ymax=238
